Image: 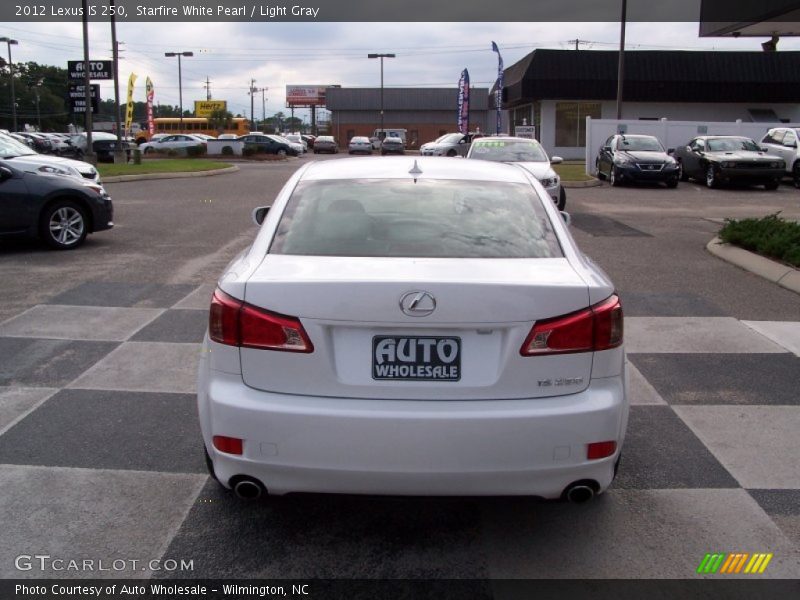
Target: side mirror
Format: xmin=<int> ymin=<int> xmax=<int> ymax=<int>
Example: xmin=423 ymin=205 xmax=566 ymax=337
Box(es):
xmin=602 ymin=146 xmax=611 ymax=152
xmin=252 ymin=205 xmax=270 ymax=226
xmin=761 ymin=146 xmax=770 ymax=153
xmin=550 ymin=156 xmax=563 ymax=165
xmin=560 ymin=211 xmax=571 ymax=226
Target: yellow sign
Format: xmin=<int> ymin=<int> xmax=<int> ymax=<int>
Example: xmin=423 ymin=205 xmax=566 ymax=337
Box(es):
xmin=194 ymin=100 xmax=227 ymax=117
xmin=125 ymin=73 xmax=137 ymax=134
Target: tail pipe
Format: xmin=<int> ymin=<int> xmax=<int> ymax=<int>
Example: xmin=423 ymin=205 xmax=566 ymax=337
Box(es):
xmin=231 ymin=477 xmax=266 ymax=500
xmin=563 ymin=481 xmax=597 ymax=504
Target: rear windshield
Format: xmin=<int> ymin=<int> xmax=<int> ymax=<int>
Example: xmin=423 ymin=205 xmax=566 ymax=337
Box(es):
xmin=269 ymin=178 xmax=562 ymax=258
xmin=470 ymin=140 xmax=548 ymax=163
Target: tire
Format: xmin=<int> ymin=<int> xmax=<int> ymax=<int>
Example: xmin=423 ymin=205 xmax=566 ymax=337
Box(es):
xmin=41 ymin=200 xmax=88 ymax=250
xmin=144 ymin=147 xmax=154 ymax=155
xmin=610 ymin=167 xmax=622 ymax=187
xmin=277 ymin=149 xmax=287 ymax=157
xmin=666 ymin=178 xmax=679 ymax=189
xmin=793 ymin=161 xmax=800 ymax=189
xmin=557 ymin=186 xmax=567 ymax=210
xmin=446 ymin=149 xmax=457 ymax=157
xmin=677 ymin=161 xmax=689 ymax=181
xmin=705 ymin=164 xmax=718 ymax=189
xmin=764 ymin=180 xmax=779 ymax=191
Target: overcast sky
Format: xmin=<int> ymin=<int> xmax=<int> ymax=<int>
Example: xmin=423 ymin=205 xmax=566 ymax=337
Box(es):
xmin=2 ymin=20 xmax=798 ymax=121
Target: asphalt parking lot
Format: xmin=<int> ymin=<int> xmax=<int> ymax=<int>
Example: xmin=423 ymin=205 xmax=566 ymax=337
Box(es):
xmin=1 ymin=155 xmax=799 ymax=583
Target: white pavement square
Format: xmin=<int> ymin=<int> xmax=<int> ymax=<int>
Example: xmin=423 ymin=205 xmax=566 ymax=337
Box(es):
xmin=625 ymin=317 xmax=788 ymax=354
xmin=0 ymin=465 xmax=206 ymax=578
xmin=172 ymin=284 xmax=215 ymax=310
xmin=0 ymin=305 xmax=164 ymax=342
xmin=67 ymin=342 xmax=201 ymax=394
xmin=626 ymin=362 xmax=667 ymax=405
xmin=742 ymin=321 xmax=800 ymax=357
xmin=0 ymin=387 xmax=58 ymax=434
xmin=675 ymin=406 xmax=800 ymax=489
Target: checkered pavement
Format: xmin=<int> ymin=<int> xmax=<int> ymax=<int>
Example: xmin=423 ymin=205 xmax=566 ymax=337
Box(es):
xmin=0 ymin=281 xmax=798 ymax=579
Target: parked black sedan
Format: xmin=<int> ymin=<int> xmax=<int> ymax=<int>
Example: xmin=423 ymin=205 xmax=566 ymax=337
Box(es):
xmin=0 ymin=162 xmax=113 ymax=249
xmin=238 ymin=134 xmax=298 ymax=157
xmin=596 ymin=134 xmax=679 ymax=188
xmin=672 ymin=136 xmax=785 ymax=189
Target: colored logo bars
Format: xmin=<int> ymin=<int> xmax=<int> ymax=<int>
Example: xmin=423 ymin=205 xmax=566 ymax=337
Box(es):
xmin=697 ymin=552 xmax=773 ymax=574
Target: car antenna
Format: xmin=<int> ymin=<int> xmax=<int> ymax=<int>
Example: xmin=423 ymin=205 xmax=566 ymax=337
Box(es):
xmin=408 ymin=159 xmax=422 ymax=183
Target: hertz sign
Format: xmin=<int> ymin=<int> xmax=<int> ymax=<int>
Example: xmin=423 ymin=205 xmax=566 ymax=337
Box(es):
xmin=194 ymin=100 xmax=227 ymax=117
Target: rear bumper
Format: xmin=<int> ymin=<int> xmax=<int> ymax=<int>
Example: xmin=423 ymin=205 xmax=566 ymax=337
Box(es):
xmin=198 ymin=367 xmax=628 ymax=498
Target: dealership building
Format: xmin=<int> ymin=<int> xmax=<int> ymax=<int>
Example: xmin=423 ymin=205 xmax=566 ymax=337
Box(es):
xmin=495 ymin=48 xmax=800 ymax=159
xmin=325 ymin=87 xmax=490 ymax=148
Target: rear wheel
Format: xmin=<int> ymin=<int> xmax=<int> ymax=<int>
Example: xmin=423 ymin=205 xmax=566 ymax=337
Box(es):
xmin=446 ymin=149 xmax=457 ymax=157
xmin=41 ymin=200 xmax=88 ymax=250
xmin=705 ymin=164 xmax=718 ymax=189
xmin=277 ymin=149 xmax=287 ymax=157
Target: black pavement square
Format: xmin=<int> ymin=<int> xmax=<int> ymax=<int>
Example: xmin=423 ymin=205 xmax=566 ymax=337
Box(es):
xmin=570 ymin=214 xmax=651 ymax=237
xmin=0 ymin=337 xmax=118 ymax=387
xmin=618 ymin=292 xmax=727 ymax=317
xmin=0 ymin=389 xmax=205 ymax=473
xmin=159 ymin=479 xmax=488 ymax=579
xmin=131 ymin=309 xmax=209 ymax=343
xmin=612 ymin=406 xmax=739 ymax=490
xmin=47 ymin=282 xmax=196 ymax=308
xmin=628 ymin=353 xmax=800 ymax=405
xmin=748 ymin=490 xmax=800 ymax=517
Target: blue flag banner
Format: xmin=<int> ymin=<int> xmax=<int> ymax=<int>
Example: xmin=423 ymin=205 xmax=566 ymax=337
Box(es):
xmin=457 ymin=69 xmax=470 ymax=134
xmin=491 ymin=41 xmax=504 ymax=134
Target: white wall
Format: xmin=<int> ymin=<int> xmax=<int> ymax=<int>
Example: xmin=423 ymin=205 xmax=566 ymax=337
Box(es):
xmin=536 ymin=99 xmax=800 ymax=161
xmin=584 ymin=118 xmax=800 ymax=175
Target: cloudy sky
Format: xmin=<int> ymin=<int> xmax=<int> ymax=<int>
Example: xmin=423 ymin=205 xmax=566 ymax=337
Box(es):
xmin=1 ymin=20 xmax=797 ymax=121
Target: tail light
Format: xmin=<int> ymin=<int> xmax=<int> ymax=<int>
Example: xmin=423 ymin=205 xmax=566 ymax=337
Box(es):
xmin=587 ymin=440 xmax=617 ymax=460
xmin=520 ymin=294 xmax=622 ymax=356
xmin=209 ymin=289 xmax=313 ymax=353
xmin=213 ymin=435 xmax=243 ymax=455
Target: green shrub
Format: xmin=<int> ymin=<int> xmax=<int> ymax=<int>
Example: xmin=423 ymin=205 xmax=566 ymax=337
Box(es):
xmin=186 ymin=145 xmax=207 ymax=157
xmin=719 ymin=213 xmax=800 ymax=268
xmin=221 ymin=145 xmax=234 ymax=156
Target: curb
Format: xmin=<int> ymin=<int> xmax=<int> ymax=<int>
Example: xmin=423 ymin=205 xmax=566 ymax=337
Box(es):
xmin=706 ymin=236 xmax=800 ymax=295
xmin=102 ymin=165 xmax=239 ymax=183
xmin=563 ymin=178 xmax=602 ymax=189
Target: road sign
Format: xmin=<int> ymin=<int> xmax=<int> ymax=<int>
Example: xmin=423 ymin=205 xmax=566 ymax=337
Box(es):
xmin=68 ymin=60 xmax=113 ymax=80
xmin=68 ymin=84 xmax=100 ymax=113
xmin=514 ymin=125 xmax=536 ymax=139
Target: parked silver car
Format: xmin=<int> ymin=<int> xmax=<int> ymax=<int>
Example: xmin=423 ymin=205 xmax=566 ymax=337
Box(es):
xmin=0 ymin=132 xmax=102 ymax=185
xmin=420 ymin=132 xmax=481 ymax=157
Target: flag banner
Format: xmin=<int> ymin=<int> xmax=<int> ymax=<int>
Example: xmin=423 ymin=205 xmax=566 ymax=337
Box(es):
xmin=491 ymin=41 xmax=504 ymax=134
xmin=146 ymin=77 xmax=155 ymax=136
xmin=457 ymin=69 xmax=470 ymax=135
xmin=125 ymin=73 xmax=138 ymax=135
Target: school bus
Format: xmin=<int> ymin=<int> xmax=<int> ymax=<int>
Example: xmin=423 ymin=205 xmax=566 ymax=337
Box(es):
xmin=134 ymin=117 xmax=250 ymax=144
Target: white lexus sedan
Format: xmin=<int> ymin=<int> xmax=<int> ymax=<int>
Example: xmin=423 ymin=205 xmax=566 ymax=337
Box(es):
xmin=198 ymin=157 xmax=627 ymax=503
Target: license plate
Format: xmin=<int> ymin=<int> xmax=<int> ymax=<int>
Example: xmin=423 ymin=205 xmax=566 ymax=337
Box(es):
xmin=372 ymin=336 xmax=461 ymax=381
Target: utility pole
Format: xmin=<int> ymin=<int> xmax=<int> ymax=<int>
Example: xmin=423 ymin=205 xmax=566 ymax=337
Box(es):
xmin=110 ymin=0 xmax=125 ymax=163
xmin=254 ymin=87 xmax=268 ymax=132
xmin=616 ymin=0 xmax=627 ymax=121
xmin=248 ymin=79 xmax=257 ymax=131
xmin=204 ymin=76 xmax=211 ymax=100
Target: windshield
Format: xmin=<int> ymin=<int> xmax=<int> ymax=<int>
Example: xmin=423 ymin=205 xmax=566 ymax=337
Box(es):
xmin=617 ymin=136 xmax=664 ymax=152
xmin=437 ymin=133 xmax=464 ymax=145
xmin=270 ymin=178 xmax=562 ymax=259
xmin=707 ymin=138 xmax=761 ymax=152
xmin=0 ymin=134 xmax=37 ymax=157
xmin=469 ymin=140 xmax=548 ymax=163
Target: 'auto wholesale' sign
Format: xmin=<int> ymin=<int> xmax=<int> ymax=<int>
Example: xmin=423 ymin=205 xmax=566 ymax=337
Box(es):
xmin=68 ymin=60 xmax=114 ymax=80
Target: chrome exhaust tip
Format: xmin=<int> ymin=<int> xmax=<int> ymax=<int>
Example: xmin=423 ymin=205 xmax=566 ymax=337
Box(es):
xmin=232 ymin=478 xmax=264 ymax=500
xmin=564 ymin=483 xmax=596 ymax=504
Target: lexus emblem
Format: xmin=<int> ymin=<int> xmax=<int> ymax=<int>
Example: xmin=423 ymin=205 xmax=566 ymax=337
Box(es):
xmin=399 ymin=291 xmax=436 ymax=317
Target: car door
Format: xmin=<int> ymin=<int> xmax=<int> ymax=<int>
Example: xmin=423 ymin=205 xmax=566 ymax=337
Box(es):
xmin=0 ymin=166 xmax=33 ymax=234
xmin=597 ymin=135 xmax=615 ymax=175
xmin=680 ymin=138 xmax=704 ymax=177
xmin=779 ymin=130 xmax=797 ymax=173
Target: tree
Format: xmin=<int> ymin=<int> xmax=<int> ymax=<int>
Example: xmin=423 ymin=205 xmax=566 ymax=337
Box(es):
xmin=208 ymin=107 xmax=233 ymax=133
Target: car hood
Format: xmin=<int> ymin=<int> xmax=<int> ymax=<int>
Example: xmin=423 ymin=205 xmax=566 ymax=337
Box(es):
xmin=513 ymin=162 xmax=557 ymax=179
xmin=6 ymin=154 xmax=98 ymax=177
xmin=705 ymin=150 xmax=783 ymax=162
xmin=617 ymin=150 xmax=671 ymax=162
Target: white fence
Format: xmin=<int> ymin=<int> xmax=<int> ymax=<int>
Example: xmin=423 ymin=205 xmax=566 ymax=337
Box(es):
xmin=584 ymin=118 xmax=800 ymax=175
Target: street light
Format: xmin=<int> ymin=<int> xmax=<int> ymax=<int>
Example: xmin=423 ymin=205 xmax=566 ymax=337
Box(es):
xmin=368 ymin=53 xmax=395 ymax=142
xmin=0 ymin=37 xmax=19 ymax=131
xmin=164 ymin=51 xmax=193 ymax=132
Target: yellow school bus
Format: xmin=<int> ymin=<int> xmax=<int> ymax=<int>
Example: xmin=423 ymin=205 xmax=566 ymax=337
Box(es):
xmin=135 ymin=117 xmax=250 ymax=144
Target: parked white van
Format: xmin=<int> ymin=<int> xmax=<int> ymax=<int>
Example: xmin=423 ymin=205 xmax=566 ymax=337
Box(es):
xmin=370 ymin=128 xmax=407 ymax=149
